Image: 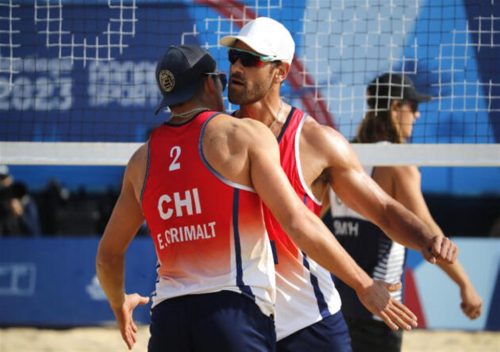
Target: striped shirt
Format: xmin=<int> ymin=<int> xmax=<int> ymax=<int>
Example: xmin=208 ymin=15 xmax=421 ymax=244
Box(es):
xmin=325 ymin=166 xmax=406 ymax=320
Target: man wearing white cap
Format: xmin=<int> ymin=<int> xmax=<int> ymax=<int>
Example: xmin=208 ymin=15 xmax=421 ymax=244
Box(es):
xmin=220 ymin=17 xmax=458 ymax=351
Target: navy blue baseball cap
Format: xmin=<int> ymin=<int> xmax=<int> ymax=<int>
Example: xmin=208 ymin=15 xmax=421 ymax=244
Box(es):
xmin=155 ymin=45 xmax=216 ymax=115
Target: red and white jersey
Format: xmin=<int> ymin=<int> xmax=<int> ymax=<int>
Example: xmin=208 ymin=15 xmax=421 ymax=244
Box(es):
xmin=141 ymin=111 xmax=275 ymax=317
xmin=263 ymin=107 xmax=341 ymax=339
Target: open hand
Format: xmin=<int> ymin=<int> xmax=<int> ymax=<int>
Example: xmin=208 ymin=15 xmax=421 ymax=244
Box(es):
xmin=112 ymin=293 xmax=150 ymax=350
xmin=356 ymin=280 xmax=418 ymax=331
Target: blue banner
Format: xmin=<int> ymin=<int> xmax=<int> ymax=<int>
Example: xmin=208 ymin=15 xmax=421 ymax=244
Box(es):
xmin=0 ymin=237 xmax=499 ymax=330
xmin=0 ymin=237 xmax=156 ymax=326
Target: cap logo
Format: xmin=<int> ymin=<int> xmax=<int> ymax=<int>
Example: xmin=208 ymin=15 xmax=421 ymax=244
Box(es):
xmin=159 ymin=70 xmax=175 ymax=93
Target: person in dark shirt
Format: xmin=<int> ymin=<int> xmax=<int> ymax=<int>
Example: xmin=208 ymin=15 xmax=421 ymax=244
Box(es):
xmin=0 ymin=165 xmax=41 ymax=236
xmin=322 ymin=73 xmax=482 ymax=352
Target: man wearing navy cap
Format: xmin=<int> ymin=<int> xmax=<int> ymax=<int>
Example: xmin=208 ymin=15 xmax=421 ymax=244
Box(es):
xmin=96 ymin=45 xmax=418 ymax=352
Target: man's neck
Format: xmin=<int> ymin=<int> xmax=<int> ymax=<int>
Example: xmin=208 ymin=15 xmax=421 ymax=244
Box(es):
xmin=237 ymin=97 xmax=288 ymax=131
xmin=169 ymin=105 xmax=210 ymax=125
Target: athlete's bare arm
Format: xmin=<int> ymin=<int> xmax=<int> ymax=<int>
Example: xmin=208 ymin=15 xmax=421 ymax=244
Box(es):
xmin=379 ymin=165 xmax=482 ymax=320
xmin=301 ymin=118 xmax=457 ymax=264
xmin=96 ymin=143 xmax=150 ymax=350
xmin=205 ymin=115 xmax=417 ymax=331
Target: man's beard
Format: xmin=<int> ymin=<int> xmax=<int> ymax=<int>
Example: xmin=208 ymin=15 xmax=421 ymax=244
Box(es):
xmin=228 ymin=80 xmax=271 ymax=106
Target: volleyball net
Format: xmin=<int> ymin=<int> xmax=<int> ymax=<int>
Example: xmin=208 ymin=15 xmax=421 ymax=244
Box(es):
xmin=0 ymin=0 xmax=499 ymax=166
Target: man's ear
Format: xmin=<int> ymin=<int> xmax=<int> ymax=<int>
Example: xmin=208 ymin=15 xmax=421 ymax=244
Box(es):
xmin=204 ymin=75 xmax=217 ymax=95
xmin=204 ymin=75 xmax=212 ymax=90
xmin=274 ymin=62 xmax=291 ymax=83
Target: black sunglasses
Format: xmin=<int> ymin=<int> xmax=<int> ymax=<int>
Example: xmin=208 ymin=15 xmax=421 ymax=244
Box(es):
xmin=205 ymin=72 xmax=227 ymax=91
xmin=228 ymin=48 xmax=277 ymax=68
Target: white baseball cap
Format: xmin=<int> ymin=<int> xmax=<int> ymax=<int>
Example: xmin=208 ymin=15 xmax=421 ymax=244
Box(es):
xmin=220 ymin=17 xmax=295 ymax=64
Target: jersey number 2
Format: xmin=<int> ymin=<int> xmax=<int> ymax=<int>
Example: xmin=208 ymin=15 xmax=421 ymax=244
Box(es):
xmin=169 ymin=146 xmax=181 ymax=171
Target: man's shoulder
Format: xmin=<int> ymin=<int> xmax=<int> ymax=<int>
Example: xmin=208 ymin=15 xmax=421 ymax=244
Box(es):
xmin=391 ymin=164 xmax=420 ymax=180
xmin=301 ymin=115 xmax=348 ymax=147
xmin=129 ymin=143 xmax=148 ymax=166
xmin=206 ymin=113 xmax=267 ymax=136
xmin=123 ymin=142 xmax=148 ymax=191
xmin=299 ymin=115 xmax=360 ymax=169
xmin=204 ymin=113 xmax=275 ymax=153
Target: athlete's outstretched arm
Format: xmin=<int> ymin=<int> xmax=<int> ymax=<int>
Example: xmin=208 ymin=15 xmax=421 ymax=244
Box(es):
xmin=243 ymin=120 xmax=417 ymax=331
xmin=315 ymin=125 xmax=457 ymax=264
xmin=96 ymin=144 xmax=150 ymax=350
xmin=386 ymin=165 xmax=482 ymax=320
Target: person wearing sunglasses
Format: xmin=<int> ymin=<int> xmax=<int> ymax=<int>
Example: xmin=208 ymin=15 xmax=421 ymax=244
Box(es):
xmin=322 ymin=72 xmax=483 ymax=352
xmin=96 ymin=44 xmax=418 ymax=352
xmin=220 ymin=17 xmax=459 ymax=352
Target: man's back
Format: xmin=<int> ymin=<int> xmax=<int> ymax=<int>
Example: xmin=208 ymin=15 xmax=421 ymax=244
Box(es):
xmin=141 ymin=111 xmax=275 ymax=316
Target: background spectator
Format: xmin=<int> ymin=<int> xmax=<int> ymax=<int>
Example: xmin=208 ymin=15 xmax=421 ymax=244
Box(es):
xmin=0 ymin=165 xmax=42 ymax=236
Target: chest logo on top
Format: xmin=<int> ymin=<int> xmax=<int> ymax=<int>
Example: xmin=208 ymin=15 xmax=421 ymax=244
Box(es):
xmin=333 ymin=220 xmax=359 ymax=237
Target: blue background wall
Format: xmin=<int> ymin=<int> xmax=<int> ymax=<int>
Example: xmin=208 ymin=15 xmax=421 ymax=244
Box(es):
xmin=1 ymin=237 xmax=498 ymax=329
